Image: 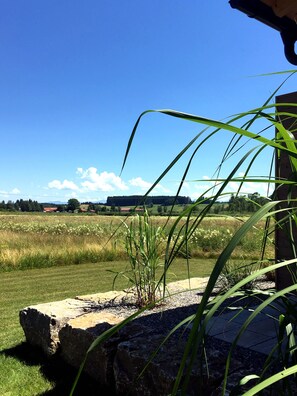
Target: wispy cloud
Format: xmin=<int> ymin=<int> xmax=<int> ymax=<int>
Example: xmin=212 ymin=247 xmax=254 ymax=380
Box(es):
xmin=129 ymin=177 xmax=171 ymax=193
xmin=0 ymin=188 xmax=21 ymax=197
xmin=189 ymin=173 xmax=270 ymax=200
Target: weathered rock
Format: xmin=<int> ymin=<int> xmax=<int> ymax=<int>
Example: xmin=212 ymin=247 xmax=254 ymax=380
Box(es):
xmin=19 ymin=298 xmax=94 ymax=355
xmin=58 ymin=311 xmax=154 ymax=388
xmin=75 ymin=290 xmax=127 ymax=304
xmin=113 ymin=333 xmax=202 ymax=396
xmin=58 ymin=311 xmax=124 ymax=386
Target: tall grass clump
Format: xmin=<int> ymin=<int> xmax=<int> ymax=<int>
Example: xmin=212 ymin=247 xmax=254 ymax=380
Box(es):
xmin=71 ymin=71 xmax=297 ymax=395
xmin=111 ymin=209 xmax=165 ymax=307
xmin=0 ymin=230 xmax=126 ymax=271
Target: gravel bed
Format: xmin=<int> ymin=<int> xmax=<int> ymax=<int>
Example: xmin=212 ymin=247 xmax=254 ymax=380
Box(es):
xmin=89 ymin=276 xmax=276 ymax=336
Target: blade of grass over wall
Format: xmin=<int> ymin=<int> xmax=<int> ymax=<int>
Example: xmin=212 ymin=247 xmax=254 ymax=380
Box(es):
xmin=166 ymin=127 xmax=220 ymax=217
xmin=181 ymin=96 xmax=279 ymax=188
xmin=275 ymin=118 xmax=297 ymax=173
xmin=122 ymin=105 xmax=297 ymax=184
xmin=163 ymin=146 xmax=260 ymax=275
xmin=155 ymin=107 xmax=297 ymax=155
xmin=156 ymin=191 xmax=227 ymax=292
xmin=124 ymin=106 xmax=280 ymax=220
xmin=181 ymin=260 xmax=297 ymax=395
xmin=242 ymin=366 xmax=297 ymax=396
xmin=122 ymin=99 xmax=297 ymax=225
xmin=214 ymin=101 xmax=278 ymax=181
xmin=232 ymin=144 xmax=271 ymax=196
xmin=149 ymin=110 xmax=296 ymax=155
xmin=169 ymin=107 xmax=272 ymax=212
xmin=222 ymin=282 xmax=297 ymax=394
xmin=173 ymin=201 xmax=280 ymax=395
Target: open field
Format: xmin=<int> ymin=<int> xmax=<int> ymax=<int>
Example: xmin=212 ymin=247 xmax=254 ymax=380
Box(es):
xmin=0 ymin=213 xmax=274 ymax=271
xmin=0 ymin=258 xmax=214 ymax=395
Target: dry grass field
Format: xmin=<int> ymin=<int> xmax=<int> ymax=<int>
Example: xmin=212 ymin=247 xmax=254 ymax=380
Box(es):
xmin=0 ymin=213 xmax=274 ymax=271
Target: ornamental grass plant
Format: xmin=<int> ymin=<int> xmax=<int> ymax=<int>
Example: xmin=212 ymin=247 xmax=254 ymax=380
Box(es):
xmin=111 ymin=209 xmax=165 ymax=307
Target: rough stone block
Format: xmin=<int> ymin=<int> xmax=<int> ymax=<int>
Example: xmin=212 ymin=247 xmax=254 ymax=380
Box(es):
xmin=58 ymin=311 xmax=124 ymax=385
xmin=75 ymin=290 xmax=127 ymax=304
xmin=19 ymin=298 xmax=94 ymax=355
xmin=113 ymin=333 xmax=199 ymax=396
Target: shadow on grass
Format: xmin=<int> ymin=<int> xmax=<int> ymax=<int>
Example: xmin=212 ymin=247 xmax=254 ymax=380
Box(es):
xmin=1 ymin=342 xmax=116 ymax=396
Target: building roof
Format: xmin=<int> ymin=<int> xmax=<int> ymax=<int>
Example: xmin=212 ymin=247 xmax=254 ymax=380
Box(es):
xmin=230 ymin=0 xmax=297 ymax=64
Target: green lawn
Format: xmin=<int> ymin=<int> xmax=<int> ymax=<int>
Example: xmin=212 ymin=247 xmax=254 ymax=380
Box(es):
xmin=0 ymin=259 xmax=214 ymax=396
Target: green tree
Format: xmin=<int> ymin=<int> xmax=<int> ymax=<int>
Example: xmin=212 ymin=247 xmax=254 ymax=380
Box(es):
xmin=6 ymin=200 xmax=15 ymax=211
xmin=67 ymin=198 xmax=80 ymax=212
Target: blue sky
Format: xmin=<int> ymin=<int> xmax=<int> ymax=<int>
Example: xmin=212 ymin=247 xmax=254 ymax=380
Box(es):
xmin=1 ymin=1 xmax=297 ymax=203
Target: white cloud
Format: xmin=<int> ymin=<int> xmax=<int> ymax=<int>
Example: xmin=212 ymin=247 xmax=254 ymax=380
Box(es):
xmin=78 ymin=167 xmax=128 ymax=192
xmin=11 ymin=188 xmax=21 ymax=194
xmin=46 ymin=168 xmax=179 ymax=199
xmin=48 ymin=179 xmax=79 ymax=191
xmin=181 ymin=182 xmax=190 ymax=190
xmin=0 ymin=190 xmax=9 ymax=198
xmin=65 ymin=191 xmax=79 ymax=199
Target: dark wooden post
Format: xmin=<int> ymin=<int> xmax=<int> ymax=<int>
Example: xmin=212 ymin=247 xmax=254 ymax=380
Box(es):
xmin=275 ymin=91 xmax=297 ymax=290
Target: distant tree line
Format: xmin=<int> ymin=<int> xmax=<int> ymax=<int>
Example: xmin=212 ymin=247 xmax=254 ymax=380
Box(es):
xmin=106 ymin=195 xmax=192 ymax=207
xmin=0 ymin=199 xmax=43 ymax=212
xmin=0 ymin=193 xmax=269 ymax=214
xmin=227 ymin=192 xmax=269 ymax=213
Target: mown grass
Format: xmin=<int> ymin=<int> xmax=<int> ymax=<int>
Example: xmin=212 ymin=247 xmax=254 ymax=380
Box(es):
xmin=0 ymin=258 xmax=214 ymax=396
